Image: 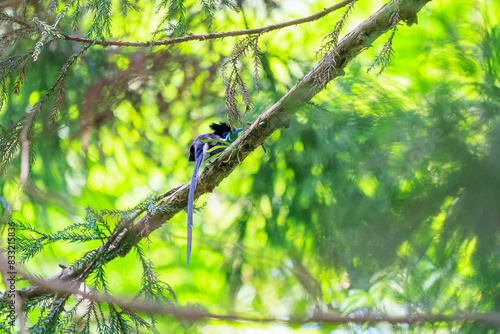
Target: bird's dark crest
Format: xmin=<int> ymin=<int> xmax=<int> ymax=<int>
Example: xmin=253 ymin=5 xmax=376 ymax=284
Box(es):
xmin=209 ymin=122 xmax=232 ymax=137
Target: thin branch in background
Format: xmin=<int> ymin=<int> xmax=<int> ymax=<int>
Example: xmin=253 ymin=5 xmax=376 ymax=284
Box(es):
xmin=2 ymin=0 xmax=355 ymax=47
xmin=1 ymin=259 xmax=499 ymax=328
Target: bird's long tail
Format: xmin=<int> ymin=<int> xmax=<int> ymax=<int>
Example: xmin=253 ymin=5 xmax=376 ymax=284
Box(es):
xmin=187 ymin=149 xmax=203 ymax=265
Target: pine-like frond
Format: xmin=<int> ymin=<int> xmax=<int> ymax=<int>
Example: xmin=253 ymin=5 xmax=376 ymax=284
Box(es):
xmin=153 ymin=0 xmax=239 ymax=39
xmin=221 ymin=33 xmax=263 ymax=125
xmin=367 ymin=5 xmax=401 ymax=75
xmin=55 ymin=297 xmax=85 ymax=332
xmin=317 ymin=0 xmax=358 ymax=58
xmin=310 ymin=0 xmax=359 ymax=91
xmin=86 ymin=0 xmax=113 ymax=39
xmin=0 ymin=51 xmax=34 ymax=108
xmin=200 ymin=0 xmax=216 ymax=27
xmin=11 ymin=58 xmax=29 ymax=96
xmin=119 ymin=0 xmax=142 ymax=16
xmin=31 ymin=296 xmax=68 ymax=334
xmin=109 ymin=304 xmax=133 ymax=333
xmin=0 ymin=117 xmax=26 ymax=175
xmin=154 ymin=0 xmax=187 ymax=38
xmin=134 ymin=244 xmax=177 ymax=306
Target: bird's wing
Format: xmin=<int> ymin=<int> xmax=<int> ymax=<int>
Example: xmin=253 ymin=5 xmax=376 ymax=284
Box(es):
xmin=204 ymin=133 xmax=228 ymax=159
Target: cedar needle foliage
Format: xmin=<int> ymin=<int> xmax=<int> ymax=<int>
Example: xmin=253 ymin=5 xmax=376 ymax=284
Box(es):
xmin=1 ymin=194 xmax=176 ymax=333
xmin=221 ymin=33 xmax=263 ymax=126
xmin=1 ymin=0 xmax=499 ymax=333
xmin=367 ymin=3 xmax=401 ymax=75
xmin=153 ymin=0 xmax=239 ymax=38
xmin=313 ymin=0 xmax=358 ymax=91
xmin=317 ymin=0 xmax=359 ymax=58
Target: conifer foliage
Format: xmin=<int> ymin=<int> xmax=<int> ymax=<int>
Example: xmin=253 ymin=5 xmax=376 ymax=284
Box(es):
xmin=2 ymin=0 xmax=499 ymax=333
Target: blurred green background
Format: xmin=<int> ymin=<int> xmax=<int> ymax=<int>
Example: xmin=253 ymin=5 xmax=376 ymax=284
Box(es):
xmin=1 ymin=0 xmax=500 ymax=332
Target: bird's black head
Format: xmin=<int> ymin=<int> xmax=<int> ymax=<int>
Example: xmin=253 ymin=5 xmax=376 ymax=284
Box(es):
xmin=209 ymin=122 xmax=232 ymax=138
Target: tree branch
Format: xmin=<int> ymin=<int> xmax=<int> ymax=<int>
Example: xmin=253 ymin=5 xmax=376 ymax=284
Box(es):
xmin=1 ymin=255 xmax=498 ymax=327
xmin=4 ymin=0 xmax=431 ymax=304
xmin=0 ymin=0 xmax=22 ymax=9
xmin=5 ymin=0 xmax=355 ymax=47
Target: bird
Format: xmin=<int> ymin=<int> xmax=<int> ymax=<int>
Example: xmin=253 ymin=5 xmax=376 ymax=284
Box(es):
xmin=187 ymin=122 xmax=242 ymax=265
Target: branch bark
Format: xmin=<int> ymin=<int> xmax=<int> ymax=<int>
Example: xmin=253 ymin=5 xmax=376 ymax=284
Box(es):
xmin=4 ymin=0 xmax=431 ymax=303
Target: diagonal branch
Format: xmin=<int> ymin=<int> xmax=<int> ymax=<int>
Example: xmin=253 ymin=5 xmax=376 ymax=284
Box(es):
xmin=4 ymin=0 xmax=431 ymax=302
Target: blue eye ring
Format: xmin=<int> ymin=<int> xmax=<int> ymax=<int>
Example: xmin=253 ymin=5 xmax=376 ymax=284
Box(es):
xmin=222 ymin=132 xmax=230 ymax=139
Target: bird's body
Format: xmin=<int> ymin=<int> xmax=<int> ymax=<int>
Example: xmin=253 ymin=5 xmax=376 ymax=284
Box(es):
xmin=188 ymin=133 xmax=227 ymax=162
xmin=186 ymin=122 xmax=241 ymax=265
